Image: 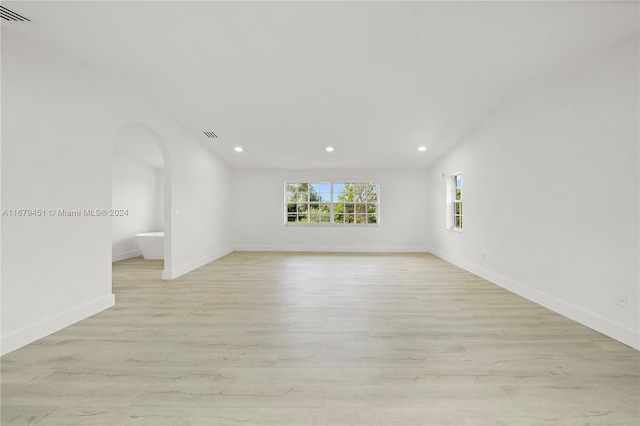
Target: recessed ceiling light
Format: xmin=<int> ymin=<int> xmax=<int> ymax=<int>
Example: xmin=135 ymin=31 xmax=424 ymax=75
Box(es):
xmin=418 ymin=146 xmax=427 ymax=152
xmin=234 ymin=147 xmax=243 ymax=152
xmin=326 ymin=147 xmax=334 ymax=152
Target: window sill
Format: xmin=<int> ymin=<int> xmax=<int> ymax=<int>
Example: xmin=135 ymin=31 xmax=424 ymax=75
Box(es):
xmin=446 ymin=227 xmax=463 ymax=233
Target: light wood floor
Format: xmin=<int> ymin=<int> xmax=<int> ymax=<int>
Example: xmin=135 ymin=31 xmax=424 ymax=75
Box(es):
xmin=2 ymin=252 xmax=638 ymax=425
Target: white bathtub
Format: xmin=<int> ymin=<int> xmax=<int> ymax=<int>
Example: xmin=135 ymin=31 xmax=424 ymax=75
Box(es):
xmin=134 ymin=231 xmax=164 ymax=260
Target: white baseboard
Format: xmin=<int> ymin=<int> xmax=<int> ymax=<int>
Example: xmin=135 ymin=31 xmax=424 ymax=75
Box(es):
xmin=428 ymin=248 xmax=640 ymax=351
xmin=1 ymin=294 xmax=115 ymax=356
xmin=162 ymin=246 xmax=234 ymax=280
xmin=235 ymin=244 xmax=429 ymax=253
xmin=112 ymin=249 xmax=142 ymax=262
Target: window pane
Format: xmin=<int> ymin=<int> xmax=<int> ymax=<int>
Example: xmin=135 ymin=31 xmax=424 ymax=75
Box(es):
xmin=341 ymin=184 xmax=354 ymax=202
xmin=319 ymin=183 xmax=331 ymax=193
xmin=355 ymin=204 xmax=366 ymax=213
xmin=356 ymin=214 xmax=366 ymax=224
xmin=359 ymin=183 xmax=371 ymax=202
xmin=334 ymin=213 xmax=344 ymax=223
xmin=354 ymin=191 xmax=363 ymax=202
xmin=456 ymin=175 xmax=461 ymax=188
xmin=369 ymin=184 xmax=377 ymax=199
xmin=286 ymin=184 xmax=296 ymax=195
xmin=297 ymin=204 xmax=308 ymax=213
xmin=310 ymin=183 xmax=320 ymax=192
xmin=367 ymin=204 xmax=377 ymax=214
xmin=287 ymin=203 xmax=297 ymax=213
xmin=320 ymin=203 xmax=330 ymax=213
xmin=333 ymin=183 xmax=344 ymax=201
xmin=455 ymin=188 xmax=461 ymax=201
xmin=455 ymin=202 xmax=462 ymax=214
xmin=334 ymin=203 xmax=344 ymax=213
xmin=455 ymin=216 xmax=462 ymax=228
xmin=345 ymin=203 xmax=354 ymax=213
xmin=319 ymin=192 xmax=331 ymax=202
xmin=344 ymin=214 xmax=354 ymax=224
xmin=297 ymin=193 xmax=308 ymax=202
xmin=367 ymin=214 xmax=377 ymax=224
xmin=320 ymin=212 xmax=330 ymax=223
xmin=309 ymin=211 xmax=320 ymax=223
xmin=310 ymin=203 xmax=319 ymax=210
xmin=287 ymin=214 xmax=297 ymax=222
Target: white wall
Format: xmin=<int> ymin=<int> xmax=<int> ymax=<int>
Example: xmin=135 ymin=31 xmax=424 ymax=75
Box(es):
xmin=111 ymin=153 xmax=164 ymax=262
xmin=233 ymin=168 xmax=428 ymax=252
xmin=168 ymin=136 xmax=234 ymax=279
xmin=2 ymin=34 xmax=116 ymax=356
xmin=425 ymin=40 xmax=639 ymax=349
xmin=1 ymin=33 xmax=233 ymax=355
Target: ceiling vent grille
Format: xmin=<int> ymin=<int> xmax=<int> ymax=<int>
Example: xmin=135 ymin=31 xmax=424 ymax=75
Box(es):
xmin=204 ymin=131 xmax=218 ymax=139
xmin=0 ymin=6 xmax=30 ymax=21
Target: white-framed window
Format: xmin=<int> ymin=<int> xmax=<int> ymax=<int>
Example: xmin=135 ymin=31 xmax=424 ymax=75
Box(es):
xmin=285 ymin=182 xmax=379 ymax=225
xmin=446 ymin=173 xmax=462 ymax=231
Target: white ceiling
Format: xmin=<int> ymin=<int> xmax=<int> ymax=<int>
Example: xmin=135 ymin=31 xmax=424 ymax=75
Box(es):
xmin=3 ymin=1 xmax=639 ymax=169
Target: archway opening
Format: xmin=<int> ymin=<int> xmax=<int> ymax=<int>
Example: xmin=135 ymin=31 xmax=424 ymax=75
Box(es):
xmin=111 ymin=124 xmax=171 ymax=279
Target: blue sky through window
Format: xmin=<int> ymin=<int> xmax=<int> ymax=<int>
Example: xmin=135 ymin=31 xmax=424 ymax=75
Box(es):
xmin=333 ymin=183 xmax=344 ymax=201
xmin=319 ymin=183 xmax=330 ymax=202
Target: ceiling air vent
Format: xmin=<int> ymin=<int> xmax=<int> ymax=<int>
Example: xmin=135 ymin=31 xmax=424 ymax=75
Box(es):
xmin=204 ymin=131 xmax=218 ymax=139
xmin=0 ymin=6 xmax=30 ymax=21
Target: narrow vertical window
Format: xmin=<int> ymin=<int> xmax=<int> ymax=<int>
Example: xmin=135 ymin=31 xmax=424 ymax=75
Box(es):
xmin=447 ymin=173 xmax=462 ymax=230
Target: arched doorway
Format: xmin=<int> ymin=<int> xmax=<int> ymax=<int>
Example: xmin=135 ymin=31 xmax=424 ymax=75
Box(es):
xmin=111 ymin=123 xmax=172 ymax=278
